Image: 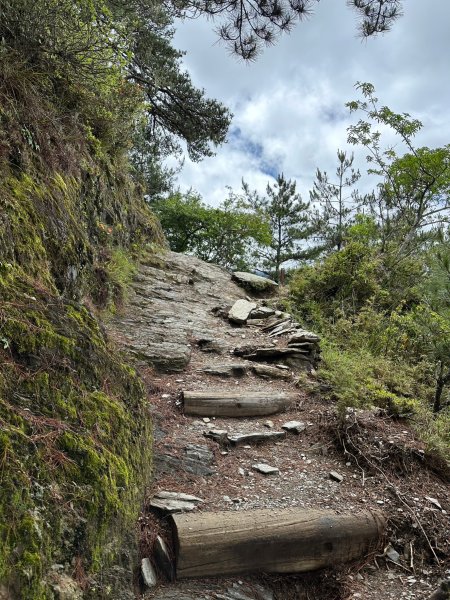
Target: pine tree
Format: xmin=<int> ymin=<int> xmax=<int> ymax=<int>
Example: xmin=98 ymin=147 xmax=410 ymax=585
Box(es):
xmin=310 ymin=150 xmax=361 ymax=254
xmin=244 ymin=174 xmax=315 ymax=280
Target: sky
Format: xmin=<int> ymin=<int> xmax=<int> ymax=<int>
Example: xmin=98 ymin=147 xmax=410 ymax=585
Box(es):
xmin=171 ymin=0 xmax=450 ymax=206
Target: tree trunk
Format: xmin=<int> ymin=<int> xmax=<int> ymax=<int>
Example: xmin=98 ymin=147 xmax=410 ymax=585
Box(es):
xmin=172 ymin=508 xmax=385 ymax=579
xmin=183 ymin=390 xmax=294 ymax=417
xmin=434 ymin=361 xmax=444 ymax=413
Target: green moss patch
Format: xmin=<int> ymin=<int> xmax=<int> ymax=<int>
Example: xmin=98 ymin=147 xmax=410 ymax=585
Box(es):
xmin=0 ymin=268 xmax=152 ymax=598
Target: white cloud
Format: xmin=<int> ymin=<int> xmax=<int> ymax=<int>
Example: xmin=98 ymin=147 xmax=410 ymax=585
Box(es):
xmin=170 ymin=0 xmax=450 ymax=206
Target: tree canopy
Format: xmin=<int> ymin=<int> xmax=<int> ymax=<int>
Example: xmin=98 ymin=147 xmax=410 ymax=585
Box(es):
xmin=151 ymin=191 xmax=271 ymax=269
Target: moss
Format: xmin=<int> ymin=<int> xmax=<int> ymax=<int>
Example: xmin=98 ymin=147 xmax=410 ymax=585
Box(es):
xmin=0 ymin=43 xmax=164 ymax=600
xmin=0 ymin=270 xmax=153 ymax=597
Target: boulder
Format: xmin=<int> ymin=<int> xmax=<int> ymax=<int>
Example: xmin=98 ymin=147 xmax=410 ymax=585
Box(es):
xmin=232 ymin=272 xmax=278 ymax=294
xmin=228 ymin=299 xmax=257 ymax=324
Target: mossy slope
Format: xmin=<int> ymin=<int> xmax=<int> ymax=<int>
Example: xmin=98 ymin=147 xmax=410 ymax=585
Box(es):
xmin=0 ymin=51 xmax=164 ymax=598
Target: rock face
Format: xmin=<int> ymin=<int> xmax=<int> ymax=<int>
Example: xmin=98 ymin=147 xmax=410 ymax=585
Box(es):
xmin=228 ymin=299 xmax=257 ymax=324
xmin=109 ymin=252 xmax=247 ymax=372
xmin=232 ymin=271 xmax=278 ymax=294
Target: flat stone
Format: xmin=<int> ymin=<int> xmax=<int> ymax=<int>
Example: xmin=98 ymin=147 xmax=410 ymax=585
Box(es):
xmin=197 ymin=337 xmax=228 ymax=354
xmin=141 ymin=558 xmax=157 ymax=587
xmin=155 ymin=535 xmax=175 ymax=581
xmin=184 ymin=444 xmax=214 ymax=465
xmin=232 ymin=271 xmax=278 ymax=294
xmin=261 ymin=317 xmax=291 ymax=332
xmin=249 ymin=306 xmax=275 ymax=319
xmin=204 ymin=429 xmax=229 ymax=443
xmin=129 ymin=341 xmax=192 ymax=372
xmin=252 ymin=463 xmax=279 ymax=475
xmin=243 ymin=347 xmax=312 ymax=360
xmin=150 ymin=498 xmax=198 ymax=513
xmin=252 ymin=364 xmax=291 ymax=380
xmin=329 ymin=471 xmax=344 ymax=483
xmin=201 ymin=364 xmax=247 ymax=377
xmin=228 ymin=299 xmax=257 ymax=325
xmin=288 ymin=330 xmax=320 ymax=344
xmin=155 ymin=491 xmax=204 ymax=502
xmin=228 ymin=431 xmax=286 ymax=445
xmin=154 ymin=450 xmax=214 ymax=477
xmin=282 ymin=421 xmax=306 ymax=434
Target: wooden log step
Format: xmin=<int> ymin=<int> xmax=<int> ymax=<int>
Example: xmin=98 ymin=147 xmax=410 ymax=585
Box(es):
xmin=183 ymin=390 xmax=295 ymax=417
xmin=172 ymin=508 xmax=385 ymax=579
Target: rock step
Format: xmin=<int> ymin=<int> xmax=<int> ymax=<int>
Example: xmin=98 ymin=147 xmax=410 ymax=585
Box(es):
xmin=204 ymin=429 xmax=286 ymax=446
xmin=182 ymin=390 xmax=296 ymax=417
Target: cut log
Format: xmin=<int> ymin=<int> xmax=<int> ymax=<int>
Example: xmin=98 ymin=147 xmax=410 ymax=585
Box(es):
xmin=183 ymin=391 xmax=294 ymax=417
xmin=172 ymin=508 xmax=385 ymax=579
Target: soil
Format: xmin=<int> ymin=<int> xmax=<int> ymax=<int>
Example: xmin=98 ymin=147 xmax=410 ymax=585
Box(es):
xmin=109 ymin=251 xmax=450 ymax=600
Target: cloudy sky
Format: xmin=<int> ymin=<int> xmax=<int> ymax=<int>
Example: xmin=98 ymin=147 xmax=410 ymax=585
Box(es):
xmin=171 ymin=0 xmax=450 ymax=206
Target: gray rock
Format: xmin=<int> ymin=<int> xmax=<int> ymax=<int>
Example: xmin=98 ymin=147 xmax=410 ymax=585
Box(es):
xmin=129 ymin=340 xmax=192 ymax=372
xmin=185 ymin=444 xmax=214 ymax=464
xmin=154 ymin=491 xmax=204 ymax=502
xmin=228 ymin=299 xmax=257 ymax=324
xmin=149 ymin=498 xmax=196 ymax=512
xmin=201 ymin=364 xmax=248 ymax=377
xmin=252 ymin=364 xmax=291 ymax=380
xmin=329 ymin=471 xmax=344 ymax=483
xmin=155 ymin=535 xmax=175 ymax=581
xmin=249 ymin=306 xmax=275 ymax=319
xmin=282 ymin=421 xmax=306 ymax=434
xmin=141 ymin=558 xmax=157 ymax=588
xmin=150 ymin=491 xmax=203 ymax=513
xmin=204 ymin=429 xmax=230 ymax=443
xmin=197 ymin=337 xmax=229 ymax=354
xmin=227 ymin=431 xmax=286 ymax=445
xmin=232 ymin=272 xmax=278 ymax=294
xmin=384 ymin=544 xmax=400 ymax=563
xmin=261 ymin=316 xmax=291 ymax=332
xmin=252 ymin=463 xmax=280 ymax=475
xmin=288 ymin=330 xmax=320 ymax=344
xmin=154 ymin=446 xmax=215 ymax=477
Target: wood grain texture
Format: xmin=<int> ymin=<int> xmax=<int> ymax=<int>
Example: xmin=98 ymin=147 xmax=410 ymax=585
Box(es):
xmin=172 ymin=508 xmax=385 ymax=578
xmin=182 ymin=390 xmax=295 ymax=417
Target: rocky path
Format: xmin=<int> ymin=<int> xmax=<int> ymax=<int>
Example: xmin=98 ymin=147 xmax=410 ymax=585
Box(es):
xmin=109 ymin=252 xmax=449 ymax=600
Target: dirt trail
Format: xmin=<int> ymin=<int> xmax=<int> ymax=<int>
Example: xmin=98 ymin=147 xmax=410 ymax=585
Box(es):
xmin=109 ymin=251 xmax=449 ymax=600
